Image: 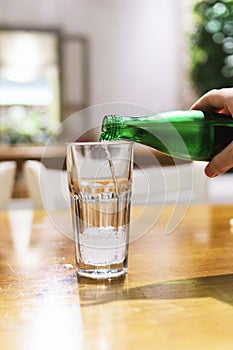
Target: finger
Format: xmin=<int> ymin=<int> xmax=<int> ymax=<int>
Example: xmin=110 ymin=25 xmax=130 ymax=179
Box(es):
xmin=205 ymin=141 xmax=233 ymax=177
xmin=191 ymin=88 xmax=233 ymax=116
xmin=191 ymin=89 xmax=227 ymax=111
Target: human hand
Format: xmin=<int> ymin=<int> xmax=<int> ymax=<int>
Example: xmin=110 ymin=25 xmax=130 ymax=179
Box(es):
xmin=191 ymin=88 xmax=233 ymax=177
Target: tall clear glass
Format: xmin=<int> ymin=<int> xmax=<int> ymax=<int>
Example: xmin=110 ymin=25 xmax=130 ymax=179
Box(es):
xmin=67 ymin=141 xmax=133 ymax=279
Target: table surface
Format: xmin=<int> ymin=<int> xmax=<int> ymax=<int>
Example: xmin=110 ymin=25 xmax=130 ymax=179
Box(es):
xmin=0 ymin=144 xmax=66 ymax=160
xmin=0 ymin=143 xmax=187 ymax=166
xmin=1 ymin=204 xmax=233 ymax=350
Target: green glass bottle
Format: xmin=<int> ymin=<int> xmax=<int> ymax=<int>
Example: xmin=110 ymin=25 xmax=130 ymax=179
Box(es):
xmin=100 ymin=110 xmax=233 ymax=161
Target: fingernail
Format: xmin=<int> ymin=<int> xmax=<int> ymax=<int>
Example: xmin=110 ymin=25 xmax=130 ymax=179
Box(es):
xmin=205 ymin=168 xmax=218 ymax=178
xmin=209 ymin=173 xmax=218 ymax=178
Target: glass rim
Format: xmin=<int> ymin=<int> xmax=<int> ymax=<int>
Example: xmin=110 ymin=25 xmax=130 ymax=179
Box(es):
xmin=66 ymin=140 xmax=134 ymax=146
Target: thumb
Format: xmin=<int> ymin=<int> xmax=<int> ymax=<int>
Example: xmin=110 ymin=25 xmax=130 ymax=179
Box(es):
xmin=205 ymin=141 xmax=233 ymax=177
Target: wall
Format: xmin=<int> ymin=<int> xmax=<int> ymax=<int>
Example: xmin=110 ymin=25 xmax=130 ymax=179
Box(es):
xmin=0 ymin=0 xmax=191 ymax=115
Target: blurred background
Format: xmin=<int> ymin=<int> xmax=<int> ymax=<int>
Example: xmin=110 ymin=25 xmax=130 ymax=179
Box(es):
xmin=0 ymin=0 xmax=194 ymax=144
xmin=0 ymin=0 xmax=233 ymax=204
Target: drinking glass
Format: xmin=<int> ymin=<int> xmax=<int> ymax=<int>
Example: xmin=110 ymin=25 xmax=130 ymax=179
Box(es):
xmin=66 ymin=141 xmax=133 ymax=279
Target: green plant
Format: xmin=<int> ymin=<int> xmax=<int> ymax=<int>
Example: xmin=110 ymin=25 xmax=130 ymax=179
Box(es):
xmin=190 ymin=0 xmax=233 ymax=96
xmin=0 ymin=108 xmax=50 ymax=144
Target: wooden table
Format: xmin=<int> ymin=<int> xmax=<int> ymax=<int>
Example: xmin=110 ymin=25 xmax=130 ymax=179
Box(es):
xmin=0 ymin=144 xmax=67 ymax=197
xmin=0 ymin=144 xmax=66 ymax=165
xmin=0 ymin=144 xmax=187 ymax=171
xmin=1 ymin=205 xmax=233 ymax=350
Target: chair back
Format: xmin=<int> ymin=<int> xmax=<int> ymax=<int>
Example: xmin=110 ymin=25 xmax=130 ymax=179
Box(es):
xmin=132 ymin=161 xmax=208 ymax=205
xmin=24 ymin=160 xmax=69 ymax=210
xmin=0 ymin=161 xmax=17 ymax=210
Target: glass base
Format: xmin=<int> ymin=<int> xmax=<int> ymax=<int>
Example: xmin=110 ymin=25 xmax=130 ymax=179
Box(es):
xmin=77 ymin=260 xmax=127 ymax=279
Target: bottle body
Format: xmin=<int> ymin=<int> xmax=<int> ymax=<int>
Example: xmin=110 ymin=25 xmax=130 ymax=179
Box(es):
xmin=100 ymin=110 xmax=233 ymax=161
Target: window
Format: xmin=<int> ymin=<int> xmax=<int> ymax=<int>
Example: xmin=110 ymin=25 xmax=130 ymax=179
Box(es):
xmin=0 ymin=28 xmax=61 ymax=144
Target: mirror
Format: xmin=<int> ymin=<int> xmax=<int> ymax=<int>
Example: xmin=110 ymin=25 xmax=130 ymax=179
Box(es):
xmin=0 ymin=28 xmax=61 ymax=144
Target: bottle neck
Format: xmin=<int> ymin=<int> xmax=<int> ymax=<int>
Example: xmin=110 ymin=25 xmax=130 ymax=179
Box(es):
xmin=100 ymin=115 xmax=121 ymax=141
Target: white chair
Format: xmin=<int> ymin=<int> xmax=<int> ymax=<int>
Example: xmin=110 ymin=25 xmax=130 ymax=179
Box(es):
xmin=132 ymin=161 xmax=208 ymax=205
xmin=24 ymin=159 xmax=208 ymax=210
xmin=0 ymin=161 xmax=17 ymax=210
xmin=23 ymin=160 xmax=70 ymax=210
